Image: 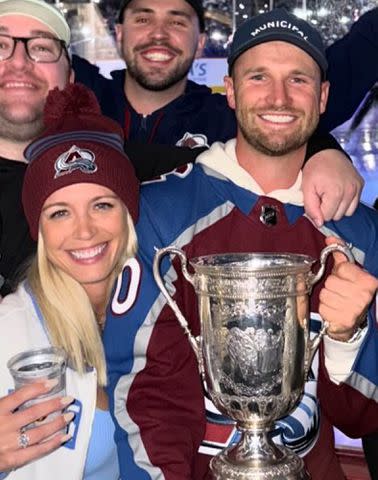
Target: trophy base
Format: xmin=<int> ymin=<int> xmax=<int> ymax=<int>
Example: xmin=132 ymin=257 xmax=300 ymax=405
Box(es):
xmin=210 ymin=447 xmax=310 ymax=480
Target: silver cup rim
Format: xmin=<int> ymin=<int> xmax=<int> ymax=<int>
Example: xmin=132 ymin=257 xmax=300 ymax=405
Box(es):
xmin=7 ymin=346 xmax=67 ymax=378
xmin=189 ymin=252 xmax=315 ymax=276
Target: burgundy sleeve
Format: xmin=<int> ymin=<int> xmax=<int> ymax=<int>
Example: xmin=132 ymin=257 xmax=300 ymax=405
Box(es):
xmin=127 ymin=304 xmax=206 ymax=479
xmin=317 ymin=344 xmax=378 ymax=438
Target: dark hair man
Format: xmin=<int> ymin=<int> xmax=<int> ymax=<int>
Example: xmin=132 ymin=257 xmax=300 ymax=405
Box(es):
xmin=0 ymin=0 xmax=72 ymax=295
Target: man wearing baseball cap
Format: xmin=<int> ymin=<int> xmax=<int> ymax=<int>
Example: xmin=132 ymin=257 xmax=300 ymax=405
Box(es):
xmin=104 ymin=8 xmax=378 ymax=480
xmin=0 ymin=0 xmax=72 ymax=296
xmin=111 ymin=0 xmax=212 ymax=142
xmin=227 ymin=7 xmax=328 ymax=78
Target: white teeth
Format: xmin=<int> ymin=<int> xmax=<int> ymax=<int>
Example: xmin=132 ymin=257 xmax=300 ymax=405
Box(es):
xmin=261 ymin=114 xmax=295 ymax=123
xmin=70 ymin=243 xmax=106 ymax=260
xmin=143 ymin=52 xmax=172 ymax=61
xmin=5 ymin=82 xmax=34 ymax=88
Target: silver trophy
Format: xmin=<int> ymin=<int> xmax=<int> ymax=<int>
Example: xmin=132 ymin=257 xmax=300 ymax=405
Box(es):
xmin=153 ymin=245 xmax=354 ymax=480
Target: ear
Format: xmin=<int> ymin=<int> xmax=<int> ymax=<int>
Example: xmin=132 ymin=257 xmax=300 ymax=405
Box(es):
xmin=195 ymin=33 xmax=207 ymax=59
xmin=69 ymin=68 xmax=75 ymax=84
xmin=115 ymin=23 xmax=123 ymax=50
xmin=224 ymin=75 xmax=236 ymax=110
xmin=319 ymin=80 xmax=330 ymax=115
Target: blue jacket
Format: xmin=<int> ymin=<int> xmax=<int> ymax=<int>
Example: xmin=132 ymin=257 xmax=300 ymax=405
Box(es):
xmin=72 ymin=7 xmax=378 ymax=142
xmin=72 ymin=57 xmax=237 ymax=147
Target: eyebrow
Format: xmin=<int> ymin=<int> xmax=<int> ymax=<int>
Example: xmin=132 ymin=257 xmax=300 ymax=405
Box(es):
xmin=0 ymin=26 xmax=58 ymax=39
xmin=168 ymin=10 xmax=192 ymax=21
xmin=42 ymin=195 xmax=119 ymax=211
xmin=242 ymin=66 xmax=266 ymax=74
xmin=30 ymin=30 xmax=58 ymax=39
xmin=238 ymin=66 xmax=267 ymax=78
xmin=241 ymin=66 xmax=317 ymax=80
xmin=128 ymin=7 xmax=192 ymax=21
xmin=42 ymin=201 xmax=69 ymax=211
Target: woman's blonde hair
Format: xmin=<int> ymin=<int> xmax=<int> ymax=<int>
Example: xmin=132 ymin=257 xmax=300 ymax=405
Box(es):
xmin=27 ymin=210 xmax=137 ymax=386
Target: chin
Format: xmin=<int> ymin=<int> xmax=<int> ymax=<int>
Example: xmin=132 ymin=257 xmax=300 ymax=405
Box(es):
xmin=76 ymin=271 xmax=113 ymax=287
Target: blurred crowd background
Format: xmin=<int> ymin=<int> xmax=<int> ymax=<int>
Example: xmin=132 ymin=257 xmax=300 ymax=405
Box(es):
xmin=48 ymin=0 xmax=377 ymax=60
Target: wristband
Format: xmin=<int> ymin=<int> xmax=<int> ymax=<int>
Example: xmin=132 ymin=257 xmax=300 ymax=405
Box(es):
xmin=326 ymin=321 xmax=367 ymax=344
xmin=326 ymin=328 xmax=362 ymax=343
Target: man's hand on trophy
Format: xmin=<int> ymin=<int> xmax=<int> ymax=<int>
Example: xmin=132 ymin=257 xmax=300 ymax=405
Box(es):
xmin=318 ymin=236 xmax=378 ymax=342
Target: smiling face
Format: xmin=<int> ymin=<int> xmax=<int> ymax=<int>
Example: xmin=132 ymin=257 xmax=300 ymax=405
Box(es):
xmin=40 ymin=183 xmax=128 ymax=299
xmin=117 ymin=0 xmax=205 ymax=91
xmin=225 ymin=41 xmax=329 ymax=156
xmin=0 ymin=15 xmax=71 ymax=143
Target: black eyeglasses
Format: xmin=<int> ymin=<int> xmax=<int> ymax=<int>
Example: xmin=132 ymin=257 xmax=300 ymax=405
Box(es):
xmin=0 ymin=34 xmax=66 ymax=63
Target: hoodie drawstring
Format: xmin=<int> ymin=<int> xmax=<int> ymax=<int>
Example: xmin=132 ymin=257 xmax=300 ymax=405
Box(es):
xmin=124 ymin=108 xmax=164 ymax=144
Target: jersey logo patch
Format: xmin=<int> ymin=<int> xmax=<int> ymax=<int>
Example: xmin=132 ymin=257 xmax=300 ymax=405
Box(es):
xmin=260 ymin=205 xmax=278 ymax=226
xmin=176 ymin=132 xmax=209 ymax=149
xmin=54 ymin=145 xmax=97 ymax=178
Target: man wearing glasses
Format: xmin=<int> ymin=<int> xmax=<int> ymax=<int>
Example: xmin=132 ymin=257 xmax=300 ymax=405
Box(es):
xmin=0 ymin=35 xmax=67 ymax=64
xmin=0 ymin=0 xmax=72 ymax=297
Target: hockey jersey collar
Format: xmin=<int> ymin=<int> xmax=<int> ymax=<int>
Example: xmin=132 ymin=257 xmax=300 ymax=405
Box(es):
xmin=197 ymin=139 xmax=304 ymax=206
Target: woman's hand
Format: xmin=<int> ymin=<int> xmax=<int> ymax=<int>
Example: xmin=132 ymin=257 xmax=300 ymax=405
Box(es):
xmin=0 ymin=380 xmax=74 ymax=473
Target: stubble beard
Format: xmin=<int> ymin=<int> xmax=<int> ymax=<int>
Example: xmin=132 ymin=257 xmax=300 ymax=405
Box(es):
xmin=0 ymin=101 xmax=45 ymax=143
xmin=237 ymin=106 xmax=318 ymax=156
xmin=125 ymin=46 xmax=195 ymax=91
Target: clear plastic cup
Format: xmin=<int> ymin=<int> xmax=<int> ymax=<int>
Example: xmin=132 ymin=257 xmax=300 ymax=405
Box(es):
xmin=7 ymin=346 xmax=67 ymax=429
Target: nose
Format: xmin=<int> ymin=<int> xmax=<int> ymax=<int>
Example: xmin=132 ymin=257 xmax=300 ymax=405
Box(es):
xmin=270 ymin=79 xmax=291 ymax=108
xmin=8 ymin=41 xmax=32 ymax=71
xmin=74 ymin=214 xmax=96 ymax=240
xmin=148 ymin=18 xmax=170 ymax=41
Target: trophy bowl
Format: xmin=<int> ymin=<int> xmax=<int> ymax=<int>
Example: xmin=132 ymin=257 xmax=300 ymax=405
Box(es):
xmin=153 ymin=246 xmax=354 ymax=480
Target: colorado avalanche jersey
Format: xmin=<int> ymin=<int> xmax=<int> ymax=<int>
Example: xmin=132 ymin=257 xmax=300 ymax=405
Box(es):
xmin=104 ymin=162 xmax=378 ymax=480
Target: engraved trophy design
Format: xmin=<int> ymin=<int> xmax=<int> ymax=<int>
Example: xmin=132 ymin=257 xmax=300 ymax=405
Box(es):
xmin=153 ymin=245 xmax=354 ymax=480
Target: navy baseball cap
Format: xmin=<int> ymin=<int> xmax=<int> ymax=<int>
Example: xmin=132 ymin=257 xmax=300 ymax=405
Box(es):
xmin=228 ymin=8 xmax=327 ymax=79
xmin=118 ymin=0 xmax=205 ymax=32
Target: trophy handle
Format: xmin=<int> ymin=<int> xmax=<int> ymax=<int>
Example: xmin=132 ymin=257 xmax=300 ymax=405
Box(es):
xmin=153 ymin=246 xmax=205 ymax=377
xmin=305 ymin=243 xmax=355 ymax=373
xmin=310 ymin=243 xmax=355 ymax=285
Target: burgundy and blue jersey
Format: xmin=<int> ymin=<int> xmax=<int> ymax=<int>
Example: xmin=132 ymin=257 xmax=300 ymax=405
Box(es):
xmin=104 ymin=161 xmax=378 ymax=480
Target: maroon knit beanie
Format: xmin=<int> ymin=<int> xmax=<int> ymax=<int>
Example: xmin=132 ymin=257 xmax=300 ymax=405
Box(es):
xmin=22 ymin=83 xmax=139 ymax=240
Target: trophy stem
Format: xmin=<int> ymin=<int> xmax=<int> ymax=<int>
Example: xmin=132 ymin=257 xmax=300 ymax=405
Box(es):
xmin=210 ymin=425 xmax=310 ymax=480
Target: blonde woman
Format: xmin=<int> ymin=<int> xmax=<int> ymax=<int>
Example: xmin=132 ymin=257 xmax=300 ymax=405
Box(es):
xmin=0 ymin=84 xmax=139 ymax=480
